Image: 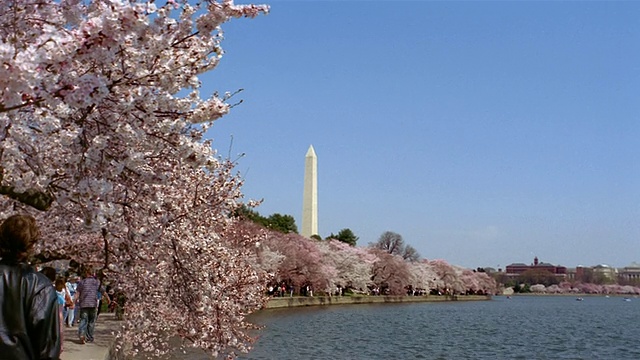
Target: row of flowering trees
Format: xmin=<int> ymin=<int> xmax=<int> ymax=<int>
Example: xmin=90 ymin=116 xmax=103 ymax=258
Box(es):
xmin=529 ymin=283 xmax=640 ymax=295
xmin=232 ymin=221 xmax=498 ymax=297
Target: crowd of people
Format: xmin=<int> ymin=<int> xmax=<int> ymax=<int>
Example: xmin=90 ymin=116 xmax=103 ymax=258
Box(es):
xmin=0 ymin=214 xmax=125 ymax=359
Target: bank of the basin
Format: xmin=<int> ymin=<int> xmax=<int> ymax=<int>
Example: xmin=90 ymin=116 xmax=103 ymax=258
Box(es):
xmin=264 ymin=294 xmax=491 ymax=308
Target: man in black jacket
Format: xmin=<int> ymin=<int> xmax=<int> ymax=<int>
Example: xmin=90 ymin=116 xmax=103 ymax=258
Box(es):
xmin=0 ymin=214 xmax=61 ymax=359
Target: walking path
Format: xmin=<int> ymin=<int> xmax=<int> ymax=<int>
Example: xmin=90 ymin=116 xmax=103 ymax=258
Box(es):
xmin=61 ymin=312 xmax=122 ymax=360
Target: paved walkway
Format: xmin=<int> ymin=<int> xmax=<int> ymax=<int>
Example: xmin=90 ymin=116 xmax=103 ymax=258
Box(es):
xmin=61 ymin=312 xmax=121 ymax=360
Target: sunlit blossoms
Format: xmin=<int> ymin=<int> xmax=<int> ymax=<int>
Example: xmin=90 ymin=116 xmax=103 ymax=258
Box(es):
xmin=0 ymin=0 xmax=268 ymax=357
xmin=252 ymin=227 xmax=497 ymax=297
xmin=317 ymin=240 xmax=377 ymax=292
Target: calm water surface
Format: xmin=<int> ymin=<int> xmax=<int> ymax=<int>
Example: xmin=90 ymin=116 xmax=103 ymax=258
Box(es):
xmin=236 ymin=296 xmax=640 ymax=359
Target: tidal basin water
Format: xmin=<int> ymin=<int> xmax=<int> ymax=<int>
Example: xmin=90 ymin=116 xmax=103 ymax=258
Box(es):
xmin=236 ymin=296 xmax=640 ymax=360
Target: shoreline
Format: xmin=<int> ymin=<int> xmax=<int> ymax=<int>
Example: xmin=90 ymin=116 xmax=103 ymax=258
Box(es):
xmin=264 ymin=294 xmax=492 ymax=309
xmin=503 ymin=292 xmax=638 ymax=297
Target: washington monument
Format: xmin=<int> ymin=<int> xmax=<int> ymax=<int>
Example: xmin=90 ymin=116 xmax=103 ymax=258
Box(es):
xmin=302 ymin=145 xmax=318 ymax=238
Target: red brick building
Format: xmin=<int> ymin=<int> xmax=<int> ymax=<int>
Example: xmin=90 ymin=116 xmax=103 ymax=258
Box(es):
xmin=505 ymin=257 xmax=567 ymax=277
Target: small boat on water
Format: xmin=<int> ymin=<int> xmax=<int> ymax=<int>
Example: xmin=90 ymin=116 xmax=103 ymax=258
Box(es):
xmin=624 ymin=298 xmax=631 ymax=302
xmin=576 ymin=297 xmax=584 ymax=301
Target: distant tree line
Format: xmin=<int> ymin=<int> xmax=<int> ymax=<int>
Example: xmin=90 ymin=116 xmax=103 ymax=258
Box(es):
xmin=487 ymin=266 xmax=640 ymax=295
xmin=238 ymin=205 xmax=363 ymax=247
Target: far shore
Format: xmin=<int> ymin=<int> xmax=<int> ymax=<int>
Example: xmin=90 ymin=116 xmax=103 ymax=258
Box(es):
xmin=502 ymin=292 xmax=639 ymax=297
xmin=264 ymin=294 xmax=491 ymax=309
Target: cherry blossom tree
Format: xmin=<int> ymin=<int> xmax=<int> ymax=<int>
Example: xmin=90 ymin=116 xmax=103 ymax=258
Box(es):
xmin=223 ymin=220 xmax=283 ymax=275
xmin=472 ymin=271 xmax=498 ymax=294
xmin=529 ymin=284 xmax=546 ymax=293
xmin=620 ymin=285 xmax=640 ymax=295
xmin=429 ymin=259 xmax=464 ymax=294
xmin=455 ymin=267 xmax=497 ymax=295
xmin=370 ymin=250 xmax=411 ymax=295
xmin=406 ymin=259 xmax=440 ymax=292
xmin=574 ymin=282 xmax=602 ymax=294
xmin=316 ymin=239 xmax=376 ymax=292
xmin=458 ymin=268 xmax=482 ymax=293
xmin=263 ymin=231 xmax=335 ymax=294
xmin=0 ymin=0 xmax=269 ymax=357
xmin=545 ymin=284 xmax=562 ymax=294
xmin=558 ymin=281 xmax=574 ymax=292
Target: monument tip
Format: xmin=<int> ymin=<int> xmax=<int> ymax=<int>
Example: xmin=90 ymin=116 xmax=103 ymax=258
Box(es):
xmin=306 ymin=145 xmax=316 ymax=158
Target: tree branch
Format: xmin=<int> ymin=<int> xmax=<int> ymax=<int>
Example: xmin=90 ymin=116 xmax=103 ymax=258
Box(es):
xmin=0 ymin=185 xmax=53 ymax=211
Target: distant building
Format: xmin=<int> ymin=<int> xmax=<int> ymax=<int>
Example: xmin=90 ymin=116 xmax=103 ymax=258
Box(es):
xmin=482 ymin=267 xmax=498 ymax=274
xmin=505 ymin=257 xmax=567 ymax=278
xmin=592 ymin=264 xmax=617 ymax=281
xmin=566 ymin=267 xmax=579 ymax=281
xmin=567 ymin=264 xmax=619 ymax=284
xmin=618 ymin=262 xmax=640 ymax=284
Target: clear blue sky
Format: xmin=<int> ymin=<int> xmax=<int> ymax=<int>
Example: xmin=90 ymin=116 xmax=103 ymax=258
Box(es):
xmin=202 ymin=1 xmax=640 ymax=270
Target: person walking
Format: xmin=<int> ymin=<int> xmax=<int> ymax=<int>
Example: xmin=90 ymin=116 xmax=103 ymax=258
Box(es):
xmin=64 ymin=275 xmax=78 ymax=326
xmin=0 ymin=214 xmax=61 ymax=359
xmin=54 ymin=278 xmax=68 ymax=352
xmin=76 ymin=268 xmax=102 ymax=344
xmin=95 ymin=270 xmax=109 ymax=320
